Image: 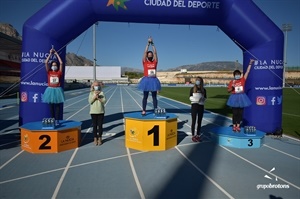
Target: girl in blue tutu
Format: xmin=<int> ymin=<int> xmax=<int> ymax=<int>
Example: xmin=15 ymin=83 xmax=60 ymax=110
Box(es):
xmin=138 ymin=37 xmax=161 ymax=115
xmin=227 ymin=59 xmax=254 ymax=132
xmin=43 ymin=48 xmax=65 ymax=125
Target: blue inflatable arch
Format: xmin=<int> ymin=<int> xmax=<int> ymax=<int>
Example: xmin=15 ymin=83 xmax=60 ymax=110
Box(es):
xmin=20 ymin=0 xmax=283 ymax=133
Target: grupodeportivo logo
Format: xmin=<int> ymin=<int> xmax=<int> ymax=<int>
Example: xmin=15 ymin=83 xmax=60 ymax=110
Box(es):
xmin=256 ymin=167 xmax=290 ymax=190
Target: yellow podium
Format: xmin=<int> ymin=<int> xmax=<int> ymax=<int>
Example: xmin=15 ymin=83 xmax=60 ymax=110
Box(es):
xmin=124 ymin=112 xmax=178 ymax=151
xmin=20 ymin=120 xmax=82 ymax=153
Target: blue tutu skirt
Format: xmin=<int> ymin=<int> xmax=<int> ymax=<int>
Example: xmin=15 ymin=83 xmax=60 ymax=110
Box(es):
xmin=43 ymin=87 xmax=65 ymax=104
xmin=138 ymin=76 xmax=161 ymax=91
xmin=227 ymin=93 xmax=252 ymax=108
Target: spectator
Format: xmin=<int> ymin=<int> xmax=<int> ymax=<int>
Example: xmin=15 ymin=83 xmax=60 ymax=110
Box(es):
xmin=88 ymin=80 xmax=106 ymax=145
xmin=189 ymin=76 xmax=207 ymax=142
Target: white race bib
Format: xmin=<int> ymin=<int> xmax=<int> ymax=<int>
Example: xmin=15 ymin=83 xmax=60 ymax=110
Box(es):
xmin=50 ymin=76 xmax=59 ymax=84
xmin=148 ymin=69 xmax=156 ymax=77
xmin=235 ymin=86 xmax=243 ymax=93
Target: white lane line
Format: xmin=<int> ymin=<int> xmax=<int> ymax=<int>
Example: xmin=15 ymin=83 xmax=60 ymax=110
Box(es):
xmin=176 ymin=146 xmax=234 ymax=199
xmin=0 ymin=150 xmax=24 ymax=170
xmin=0 ymin=151 xmax=145 ymax=185
xmin=51 ymin=148 xmax=78 ymax=199
xmin=123 ymin=87 xmax=146 ymax=199
xmin=282 ymin=112 xmax=300 ymax=117
xmin=0 ymin=167 xmax=65 ymax=184
xmin=51 ymin=95 xmax=94 ymax=198
xmin=221 ymin=146 xmax=300 ymax=190
xmin=263 ymin=144 xmax=300 ymax=160
xmin=0 ymin=140 xmax=19 ymax=146
xmin=126 ymin=148 xmax=146 ymax=199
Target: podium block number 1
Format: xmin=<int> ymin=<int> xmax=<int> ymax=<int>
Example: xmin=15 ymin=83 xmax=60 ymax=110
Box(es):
xmin=148 ymin=125 xmax=159 ymax=146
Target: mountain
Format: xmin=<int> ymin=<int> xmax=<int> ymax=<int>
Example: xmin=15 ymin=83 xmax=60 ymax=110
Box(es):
xmin=0 ymin=23 xmax=22 ymax=40
xmin=65 ymin=52 xmax=93 ymax=66
xmin=166 ymin=61 xmax=242 ymax=71
xmin=121 ymin=67 xmax=143 ymax=73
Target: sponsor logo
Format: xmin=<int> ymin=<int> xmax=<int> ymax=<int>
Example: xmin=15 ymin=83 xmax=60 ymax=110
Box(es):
xmin=269 ymin=97 xmax=276 ymax=105
xmin=256 ymin=96 xmax=266 ymax=105
xmin=276 ymin=96 xmax=282 ymax=105
xmin=21 ymin=92 xmax=28 ymax=102
xmin=129 ymin=128 xmax=139 ymax=137
xmin=256 ymin=167 xmax=289 ymax=190
xmin=24 ymin=134 xmax=30 ymax=144
xmin=29 ymin=92 xmax=40 ymax=103
xmin=267 ymin=96 xmax=282 ymax=106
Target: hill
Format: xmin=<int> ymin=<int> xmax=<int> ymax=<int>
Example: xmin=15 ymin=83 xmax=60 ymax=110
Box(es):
xmin=167 ymin=61 xmax=242 ymax=72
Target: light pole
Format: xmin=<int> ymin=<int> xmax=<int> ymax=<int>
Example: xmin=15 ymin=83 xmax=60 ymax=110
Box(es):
xmin=93 ymin=22 xmax=99 ymax=81
xmin=235 ymin=60 xmax=239 ymax=70
xmin=282 ymin=23 xmax=292 ymax=87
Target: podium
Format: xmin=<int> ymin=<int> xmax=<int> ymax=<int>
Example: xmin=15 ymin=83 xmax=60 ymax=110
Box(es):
xmin=20 ymin=120 xmax=82 ymax=153
xmin=210 ymin=127 xmax=265 ymax=148
xmin=124 ymin=112 xmax=178 ymax=151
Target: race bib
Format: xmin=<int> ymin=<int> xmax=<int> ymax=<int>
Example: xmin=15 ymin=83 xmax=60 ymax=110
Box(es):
xmin=235 ymin=86 xmax=243 ymax=93
xmin=50 ymin=76 xmax=59 ymax=84
xmin=148 ymin=69 xmax=156 ymax=77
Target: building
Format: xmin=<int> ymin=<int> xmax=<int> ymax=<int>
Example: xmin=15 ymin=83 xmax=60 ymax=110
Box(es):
xmin=65 ymin=66 xmax=129 ymax=84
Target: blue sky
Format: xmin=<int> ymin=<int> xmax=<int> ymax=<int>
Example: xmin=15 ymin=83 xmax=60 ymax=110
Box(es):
xmin=0 ymin=0 xmax=299 ymax=70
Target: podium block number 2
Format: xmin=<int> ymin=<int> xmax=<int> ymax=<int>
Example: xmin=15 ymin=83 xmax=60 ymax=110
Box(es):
xmin=148 ymin=125 xmax=159 ymax=146
xmin=39 ymin=134 xmax=52 ymax=150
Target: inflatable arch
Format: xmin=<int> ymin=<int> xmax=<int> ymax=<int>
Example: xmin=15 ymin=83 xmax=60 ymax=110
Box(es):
xmin=20 ymin=0 xmax=284 ymax=133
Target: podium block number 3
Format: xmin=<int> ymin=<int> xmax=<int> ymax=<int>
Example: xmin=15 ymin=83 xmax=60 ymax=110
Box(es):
xmin=148 ymin=125 xmax=159 ymax=146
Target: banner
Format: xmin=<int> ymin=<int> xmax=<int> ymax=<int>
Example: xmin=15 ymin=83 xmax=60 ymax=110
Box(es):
xmin=20 ymin=0 xmax=283 ymax=133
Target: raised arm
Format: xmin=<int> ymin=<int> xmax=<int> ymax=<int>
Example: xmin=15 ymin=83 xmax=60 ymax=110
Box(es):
xmin=45 ymin=49 xmax=53 ymax=71
xmin=151 ymin=41 xmax=158 ymax=62
xmin=143 ymin=41 xmax=150 ymax=62
xmin=53 ymin=50 xmax=63 ymax=72
xmin=244 ymin=59 xmax=255 ymax=80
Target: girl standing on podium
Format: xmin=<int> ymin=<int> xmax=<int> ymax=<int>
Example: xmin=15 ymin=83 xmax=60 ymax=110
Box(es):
xmin=88 ymin=81 xmax=106 ymax=146
xmin=226 ymin=59 xmax=254 ymax=132
xmin=43 ymin=48 xmax=65 ymax=125
xmin=189 ymin=77 xmax=207 ymax=142
xmin=138 ymin=37 xmax=161 ymax=116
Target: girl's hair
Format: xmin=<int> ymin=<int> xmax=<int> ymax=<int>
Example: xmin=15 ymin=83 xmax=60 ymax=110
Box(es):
xmin=50 ymin=60 xmax=58 ymax=66
xmin=233 ymin=70 xmax=241 ymax=76
xmin=193 ymin=76 xmax=205 ymax=93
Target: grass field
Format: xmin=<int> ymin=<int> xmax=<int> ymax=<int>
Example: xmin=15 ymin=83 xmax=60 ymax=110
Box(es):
xmin=159 ymin=86 xmax=300 ymax=139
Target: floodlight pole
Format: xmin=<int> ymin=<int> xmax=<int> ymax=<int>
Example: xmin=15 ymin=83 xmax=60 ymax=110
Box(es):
xmin=93 ymin=22 xmax=98 ymax=81
xmin=282 ymin=23 xmax=292 ymax=87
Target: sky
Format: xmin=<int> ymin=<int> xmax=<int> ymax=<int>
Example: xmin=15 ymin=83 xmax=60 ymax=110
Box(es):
xmin=0 ymin=0 xmax=299 ymax=70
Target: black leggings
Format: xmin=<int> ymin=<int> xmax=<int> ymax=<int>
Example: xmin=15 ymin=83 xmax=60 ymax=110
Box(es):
xmin=142 ymin=91 xmax=157 ymax=111
xmin=191 ymin=104 xmax=204 ymax=136
xmin=232 ymin=107 xmax=244 ymax=125
xmin=91 ymin=114 xmax=104 ymax=138
xmin=49 ymin=103 xmax=60 ymax=120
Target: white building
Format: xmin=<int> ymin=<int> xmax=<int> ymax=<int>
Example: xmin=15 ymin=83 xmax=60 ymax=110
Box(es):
xmin=64 ymin=66 xmax=128 ymax=83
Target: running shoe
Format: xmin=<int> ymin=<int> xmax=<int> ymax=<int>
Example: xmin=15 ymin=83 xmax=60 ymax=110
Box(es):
xmin=192 ymin=136 xmax=198 ymax=142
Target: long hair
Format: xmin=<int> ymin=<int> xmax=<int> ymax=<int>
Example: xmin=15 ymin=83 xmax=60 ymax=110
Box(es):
xmin=193 ymin=76 xmax=205 ymax=93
